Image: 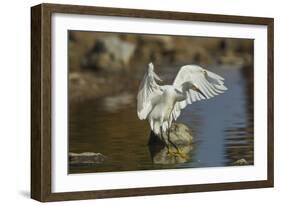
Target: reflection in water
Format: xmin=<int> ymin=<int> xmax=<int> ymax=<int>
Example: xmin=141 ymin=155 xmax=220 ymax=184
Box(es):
xmin=69 ymin=65 xmax=254 ymax=173
xmin=224 ymin=65 xmax=254 ymax=165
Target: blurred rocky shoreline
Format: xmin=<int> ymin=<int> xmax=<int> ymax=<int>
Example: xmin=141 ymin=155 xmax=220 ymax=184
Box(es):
xmin=68 ymin=31 xmax=253 ymax=101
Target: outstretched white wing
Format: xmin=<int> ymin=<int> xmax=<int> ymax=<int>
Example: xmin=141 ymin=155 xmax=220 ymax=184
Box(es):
xmin=171 ymin=65 xmax=227 ymax=123
xmin=137 ymin=63 xmax=163 ymax=120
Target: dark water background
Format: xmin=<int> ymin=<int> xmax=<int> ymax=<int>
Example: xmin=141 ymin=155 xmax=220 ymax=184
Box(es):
xmin=69 ymin=65 xmax=253 ymax=173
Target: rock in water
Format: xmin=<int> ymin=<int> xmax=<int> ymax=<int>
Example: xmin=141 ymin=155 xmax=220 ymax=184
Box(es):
xmin=233 ymin=158 xmax=249 ymax=166
xmin=69 ymin=152 xmax=106 ymax=164
xmin=149 ymin=122 xmax=193 ymax=146
xmin=148 ymin=123 xmax=194 ymax=165
xmin=152 ymin=144 xmax=193 ymax=165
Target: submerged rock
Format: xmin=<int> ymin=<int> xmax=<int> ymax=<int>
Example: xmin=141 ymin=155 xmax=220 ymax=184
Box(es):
xmin=69 ymin=152 xmax=106 ymax=164
xmin=233 ymin=158 xmax=249 ymax=166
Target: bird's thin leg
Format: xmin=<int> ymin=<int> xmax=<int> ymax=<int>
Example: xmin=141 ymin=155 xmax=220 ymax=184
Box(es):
xmin=167 ymin=128 xmax=187 ymax=158
xmin=160 ymin=126 xmax=166 ymax=145
xmin=160 ymin=126 xmax=164 ymax=142
xmin=167 ymin=128 xmax=180 ymax=153
xmin=161 ymin=126 xmax=173 ymax=156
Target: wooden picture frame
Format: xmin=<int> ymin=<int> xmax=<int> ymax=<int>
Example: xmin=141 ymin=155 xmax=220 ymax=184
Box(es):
xmin=31 ymin=3 xmax=274 ymax=202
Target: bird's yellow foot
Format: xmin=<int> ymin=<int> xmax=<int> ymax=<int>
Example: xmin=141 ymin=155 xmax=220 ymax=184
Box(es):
xmin=166 ymin=147 xmax=177 ymax=156
xmin=175 ymin=149 xmax=188 ymax=159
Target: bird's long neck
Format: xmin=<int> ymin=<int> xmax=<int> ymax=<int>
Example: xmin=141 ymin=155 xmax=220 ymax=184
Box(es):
xmin=175 ymin=89 xmax=186 ymax=102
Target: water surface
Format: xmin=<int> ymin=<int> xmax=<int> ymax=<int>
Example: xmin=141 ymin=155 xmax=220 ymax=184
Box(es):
xmin=69 ymin=65 xmax=254 ymax=173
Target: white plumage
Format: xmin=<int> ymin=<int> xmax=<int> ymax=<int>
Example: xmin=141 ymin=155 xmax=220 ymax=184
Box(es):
xmin=137 ymin=62 xmax=227 ymax=150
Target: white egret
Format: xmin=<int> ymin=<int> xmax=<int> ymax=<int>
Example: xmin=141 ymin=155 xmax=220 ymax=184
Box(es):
xmin=137 ymin=62 xmax=227 ymax=157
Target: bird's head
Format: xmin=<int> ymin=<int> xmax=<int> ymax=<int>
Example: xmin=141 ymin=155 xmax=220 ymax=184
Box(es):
xmin=174 ymin=88 xmax=187 ymax=101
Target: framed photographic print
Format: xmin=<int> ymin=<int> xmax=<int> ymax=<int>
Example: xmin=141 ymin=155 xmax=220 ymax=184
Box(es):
xmin=31 ymin=3 xmax=274 ymax=202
